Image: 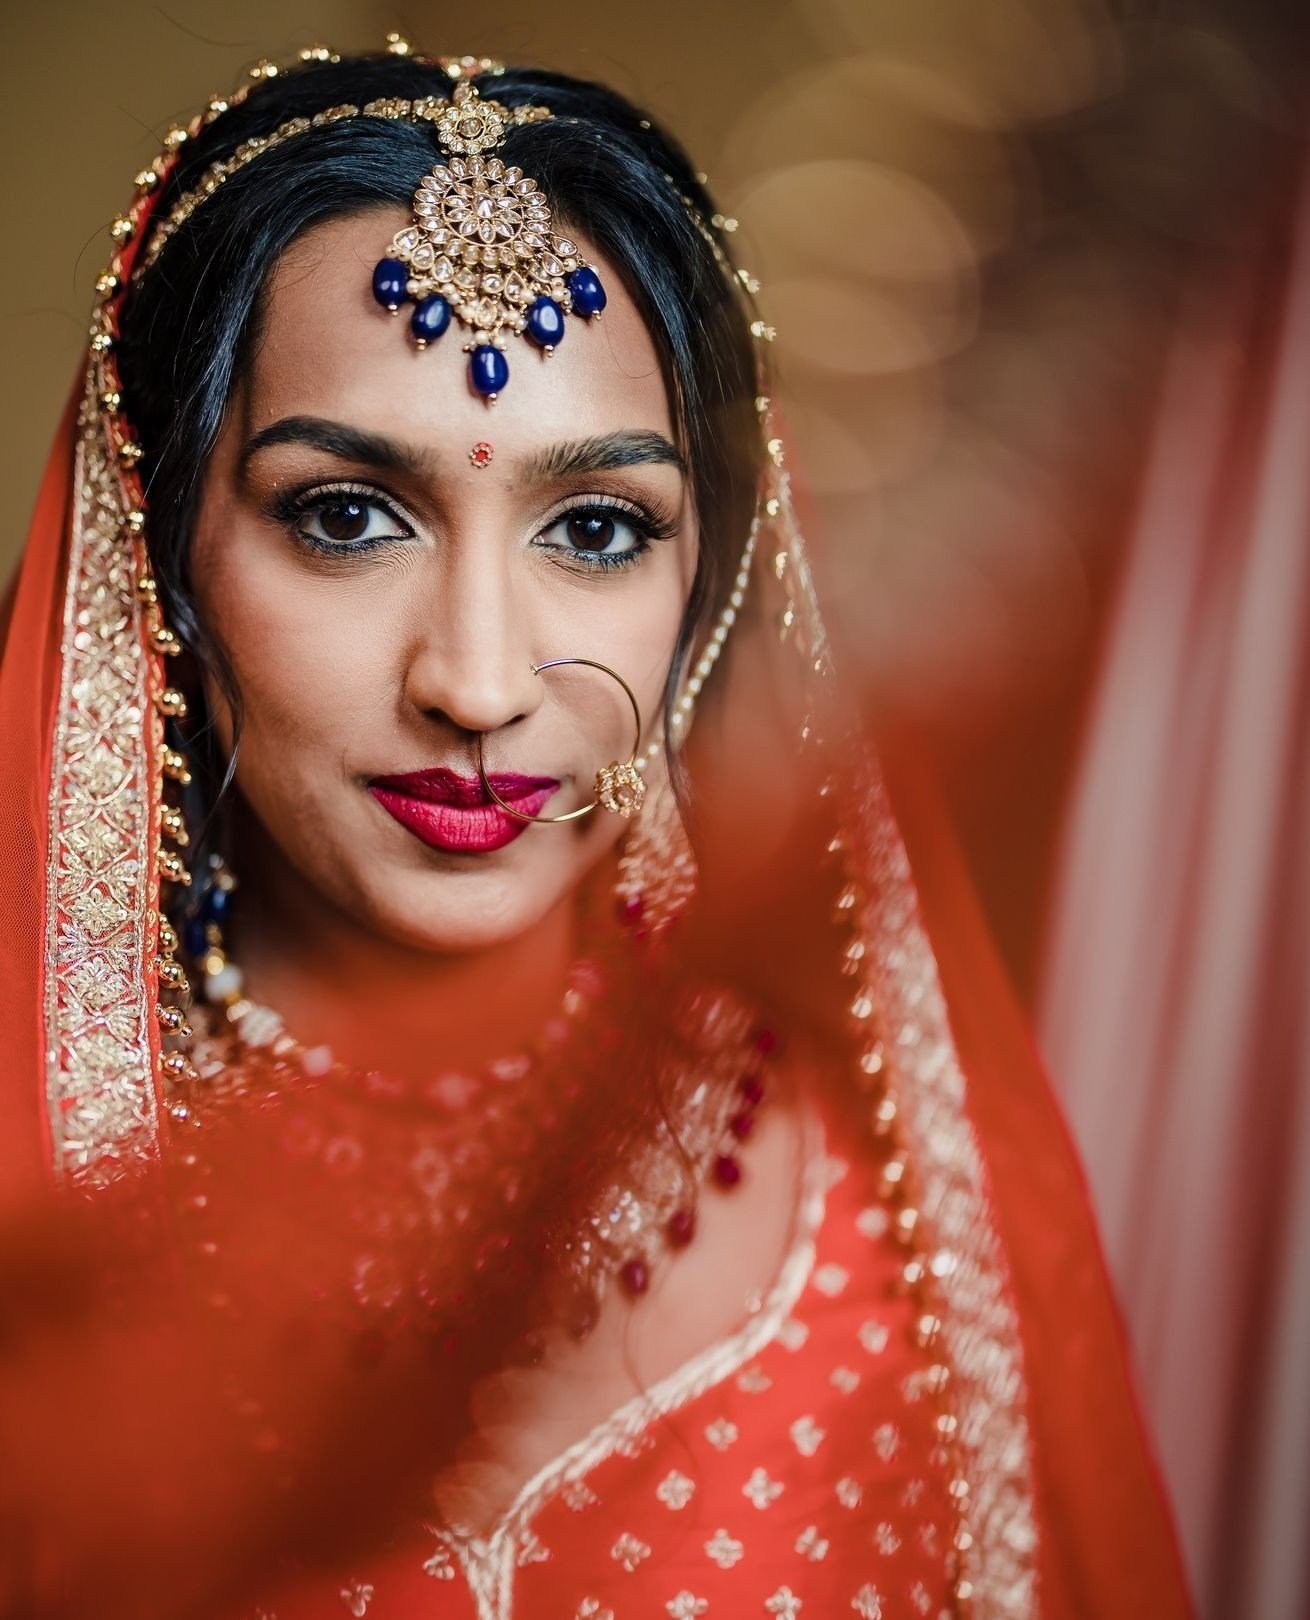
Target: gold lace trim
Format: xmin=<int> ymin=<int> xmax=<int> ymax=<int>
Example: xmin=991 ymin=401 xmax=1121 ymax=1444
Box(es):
xmin=43 ymin=384 xmax=162 ymax=1183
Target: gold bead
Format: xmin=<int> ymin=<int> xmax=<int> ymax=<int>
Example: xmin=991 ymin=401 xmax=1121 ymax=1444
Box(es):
xmin=100 ymin=388 xmax=122 ymax=415
xmin=117 ymin=440 xmax=143 ymax=467
xmin=161 ymin=747 xmax=191 ymax=785
xmin=124 ymin=508 xmax=146 ymax=535
xmin=879 ymin=1153 xmax=907 ymax=1190
xmin=386 ymin=31 xmax=414 ymax=54
xmin=155 ymin=686 xmax=188 ymax=718
xmin=159 ymin=1050 xmax=189 ymax=1081
xmin=135 ymin=168 xmax=160 ymax=193
xmin=871 ymin=1095 xmax=897 ymax=1135
xmin=151 ymin=625 xmax=182 ymax=657
xmin=953 ymin=1527 xmax=974 ymax=1553
xmin=95 ymin=270 xmax=121 ymax=300
xmin=948 ymin=1475 xmax=970 ymax=1501
xmin=249 ymin=58 xmax=279 ymax=80
xmin=935 ymin=1412 xmax=959 ymax=1440
xmin=158 ymin=848 xmax=191 ymax=885
xmin=163 ymin=124 xmax=189 ymax=149
xmin=158 ymin=918 xmax=179 ymax=954
xmin=901 ymin=1257 xmax=926 ymax=1288
xmin=136 ymin=573 xmax=157 ymax=603
xmin=156 ymin=956 xmax=186 ymax=990
xmin=159 ymin=802 xmax=189 ymax=845
xmin=925 ymin=1362 xmax=952 ymax=1395
xmin=156 ymin=1002 xmax=188 ymax=1032
xmin=110 ymin=214 xmax=135 ymax=244
xmin=849 ymin=990 xmax=875 ymax=1021
xmin=206 ymin=96 xmax=230 ymax=117
xmin=916 ymin=1312 xmax=944 ymax=1349
xmin=895 ymin=1206 xmax=920 ymax=1244
xmin=89 ymin=331 xmax=114 ymax=354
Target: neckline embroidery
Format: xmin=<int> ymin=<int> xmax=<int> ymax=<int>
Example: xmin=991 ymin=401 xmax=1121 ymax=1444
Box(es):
xmin=435 ymin=1103 xmax=829 ymax=1609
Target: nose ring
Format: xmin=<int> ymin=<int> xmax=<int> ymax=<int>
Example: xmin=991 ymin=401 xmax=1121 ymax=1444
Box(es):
xmin=475 ymin=657 xmax=646 ymax=824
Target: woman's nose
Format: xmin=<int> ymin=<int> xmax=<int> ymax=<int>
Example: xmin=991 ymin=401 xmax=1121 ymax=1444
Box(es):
xmin=401 ymin=554 xmax=542 ymax=736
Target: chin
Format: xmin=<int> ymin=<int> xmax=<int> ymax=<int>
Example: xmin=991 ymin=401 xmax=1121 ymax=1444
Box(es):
xmin=359 ymin=871 xmax=567 ymax=955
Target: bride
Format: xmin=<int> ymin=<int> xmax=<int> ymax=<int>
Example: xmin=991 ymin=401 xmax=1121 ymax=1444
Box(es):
xmin=0 ymin=38 xmax=1189 ymax=1620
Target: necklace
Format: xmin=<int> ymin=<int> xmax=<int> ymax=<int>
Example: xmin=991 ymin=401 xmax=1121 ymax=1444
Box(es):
xmin=170 ymin=858 xmax=778 ymax=1340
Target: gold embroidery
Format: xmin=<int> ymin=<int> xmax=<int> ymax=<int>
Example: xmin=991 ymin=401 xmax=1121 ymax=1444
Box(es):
xmin=44 ymin=382 xmax=162 ymax=1183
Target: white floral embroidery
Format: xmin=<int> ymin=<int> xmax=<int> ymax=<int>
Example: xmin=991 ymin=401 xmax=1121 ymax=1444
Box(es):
xmin=901 ymin=1477 xmax=926 ymax=1507
xmin=657 ymin=1469 xmax=696 ymax=1510
xmin=873 ymin=1522 xmax=902 ymax=1555
xmin=576 ymin=1603 xmax=614 ymax=1620
xmin=795 ymin=1524 xmax=829 ymax=1561
xmin=563 ymin=1479 xmax=600 ymax=1511
xmin=777 ymin=1318 xmax=810 ymax=1351
xmin=910 ymin=1582 xmax=933 ymax=1615
xmin=516 ymin=1530 xmax=550 ymax=1565
xmin=737 ymin=1362 xmax=773 ymax=1394
xmin=858 ymin=1319 xmax=889 ymax=1355
xmin=705 ymin=1529 xmax=745 ymax=1570
xmin=829 ymin=1365 xmax=861 ymax=1394
xmin=811 ymin=1262 xmax=850 ymax=1297
xmin=339 ymin=1583 xmax=373 ymax=1618
xmin=851 ymin=1585 xmax=883 ymax=1619
xmin=743 ymin=1466 xmax=784 ymax=1509
xmin=421 ymin=1546 xmax=455 ymax=1580
xmin=790 ymin=1414 xmax=825 ymax=1456
xmin=836 ymin=1476 xmax=864 ymax=1509
xmin=765 ymin=1588 xmax=803 ymax=1618
xmin=873 ymin=1422 xmax=900 ymax=1462
xmin=667 ymin=1594 xmax=709 ymax=1619
xmin=704 ymin=1418 xmax=739 ymax=1451
xmin=855 ymin=1205 xmax=889 ymax=1240
xmin=611 ymin=1532 xmax=652 ymax=1572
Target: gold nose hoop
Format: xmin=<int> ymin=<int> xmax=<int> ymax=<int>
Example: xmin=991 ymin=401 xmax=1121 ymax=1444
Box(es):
xmin=475 ymin=657 xmax=646 ymax=823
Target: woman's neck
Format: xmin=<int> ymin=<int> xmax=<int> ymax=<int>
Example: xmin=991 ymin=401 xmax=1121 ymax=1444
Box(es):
xmin=224 ymin=830 xmax=584 ymax=1083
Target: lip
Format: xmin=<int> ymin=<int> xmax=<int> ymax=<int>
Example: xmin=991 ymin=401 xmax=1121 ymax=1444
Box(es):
xmin=367 ymin=767 xmax=561 ymax=854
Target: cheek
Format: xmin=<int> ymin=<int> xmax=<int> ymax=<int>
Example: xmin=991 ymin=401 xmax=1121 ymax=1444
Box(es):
xmin=195 ymin=542 xmax=394 ymax=769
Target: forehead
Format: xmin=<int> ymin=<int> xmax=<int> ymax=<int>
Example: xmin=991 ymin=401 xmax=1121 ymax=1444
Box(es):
xmin=246 ymin=209 xmax=673 ymax=449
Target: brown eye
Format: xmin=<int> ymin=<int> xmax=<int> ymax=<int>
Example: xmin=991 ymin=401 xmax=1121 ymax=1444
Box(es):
xmin=566 ymin=512 xmax=618 ymax=552
xmin=293 ymin=490 xmax=411 ymax=549
xmin=319 ymin=498 xmax=370 ymax=542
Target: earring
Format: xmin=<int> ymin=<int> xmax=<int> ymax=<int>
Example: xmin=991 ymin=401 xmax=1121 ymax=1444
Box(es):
xmin=615 ymin=749 xmax=697 ymax=935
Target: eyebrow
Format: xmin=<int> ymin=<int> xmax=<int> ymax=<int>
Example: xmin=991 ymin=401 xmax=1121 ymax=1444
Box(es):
xmin=240 ymin=417 xmax=686 ymax=484
xmin=240 ymin=416 xmax=432 ymax=479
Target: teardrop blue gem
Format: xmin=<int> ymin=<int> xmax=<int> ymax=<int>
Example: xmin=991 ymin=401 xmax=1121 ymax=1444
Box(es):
xmin=371 ymin=258 xmax=408 ymax=311
xmin=526 ymin=296 xmax=566 ymax=348
xmin=470 ymin=345 xmax=510 ymax=398
xmin=410 ymin=295 xmax=451 ymax=345
xmin=566 ymin=266 xmax=607 ymax=316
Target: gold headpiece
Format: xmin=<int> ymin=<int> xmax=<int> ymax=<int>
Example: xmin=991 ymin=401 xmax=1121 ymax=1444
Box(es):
xmin=371 ymin=80 xmax=608 ymax=402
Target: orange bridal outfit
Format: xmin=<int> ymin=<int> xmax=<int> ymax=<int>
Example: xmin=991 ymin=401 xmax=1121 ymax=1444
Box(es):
xmin=0 ymin=70 xmax=1191 ymax=1620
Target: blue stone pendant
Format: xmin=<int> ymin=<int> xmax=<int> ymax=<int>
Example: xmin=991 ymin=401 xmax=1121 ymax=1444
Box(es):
xmin=470 ymin=345 xmax=510 ymax=400
xmin=372 ymin=258 xmax=408 ymax=312
xmin=566 ymin=266 xmax=607 ymax=317
xmin=526 ymin=296 xmax=566 ymax=351
xmin=411 ymin=295 xmax=451 ymax=348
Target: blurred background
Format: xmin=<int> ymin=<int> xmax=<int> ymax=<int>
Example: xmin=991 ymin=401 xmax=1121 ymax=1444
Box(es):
xmin=5 ymin=1 xmax=1309 ymax=1614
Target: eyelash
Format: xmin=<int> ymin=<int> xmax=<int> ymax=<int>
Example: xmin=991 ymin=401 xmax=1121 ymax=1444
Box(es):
xmin=268 ymin=483 xmax=677 ymax=572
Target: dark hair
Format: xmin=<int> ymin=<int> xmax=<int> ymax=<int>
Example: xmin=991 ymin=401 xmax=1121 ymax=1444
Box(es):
xmin=117 ymin=51 xmax=764 ymax=857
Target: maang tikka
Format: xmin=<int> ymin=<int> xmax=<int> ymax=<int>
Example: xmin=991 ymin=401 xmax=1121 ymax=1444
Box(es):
xmin=370 ymin=80 xmax=608 ymax=401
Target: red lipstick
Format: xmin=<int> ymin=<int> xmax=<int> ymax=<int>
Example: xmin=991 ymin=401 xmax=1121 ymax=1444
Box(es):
xmin=367 ymin=766 xmax=560 ymax=854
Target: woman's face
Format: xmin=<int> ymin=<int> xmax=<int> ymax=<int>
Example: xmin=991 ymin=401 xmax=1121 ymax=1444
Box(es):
xmin=189 ymin=210 xmax=697 ymax=952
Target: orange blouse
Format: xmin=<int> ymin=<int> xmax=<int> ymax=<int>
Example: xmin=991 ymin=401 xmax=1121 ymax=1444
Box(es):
xmin=252 ymin=1089 xmax=958 ymax=1620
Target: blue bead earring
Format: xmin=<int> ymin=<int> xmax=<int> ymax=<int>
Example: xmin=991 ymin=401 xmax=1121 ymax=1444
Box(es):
xmin=369 ymin=81 xmax=606 ymax=402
